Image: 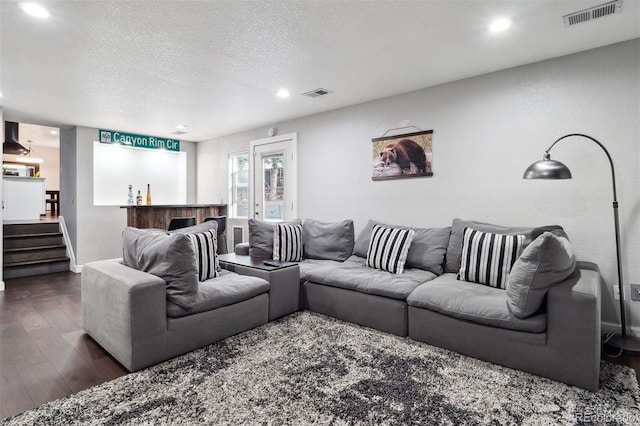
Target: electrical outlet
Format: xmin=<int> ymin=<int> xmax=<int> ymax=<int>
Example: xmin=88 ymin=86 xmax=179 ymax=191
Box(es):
xmin=613 ymin=285 xmax=620 ymax=300
xmin=630 ymin=284 xmax=640 ymax=302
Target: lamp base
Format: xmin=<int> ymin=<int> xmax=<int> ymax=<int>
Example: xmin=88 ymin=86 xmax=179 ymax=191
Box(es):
xmin=605 ymin=334 xmax=640 ymax=354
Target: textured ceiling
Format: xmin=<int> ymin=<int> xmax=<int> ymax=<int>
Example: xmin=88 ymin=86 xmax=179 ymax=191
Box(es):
xmin=1 ymin=0 xmax=638 ymax=142
xmin=18 ymin=123 xmax=59 ymax=149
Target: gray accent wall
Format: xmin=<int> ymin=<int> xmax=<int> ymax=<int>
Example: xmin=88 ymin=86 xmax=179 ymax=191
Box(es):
xmin=60 ymin=127 xmax=78 ymax=254
xmin=196 ymin=40 xmax=640 ymax=330
xmin=63 ymin=126 xmax=197 ymax=266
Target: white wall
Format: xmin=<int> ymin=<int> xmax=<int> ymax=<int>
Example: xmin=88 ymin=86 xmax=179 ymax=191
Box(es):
xmin=35 ymin=145 xmax=60 ymax=191
xmin=93 ymin=142 xmax=187 ymax=206
xmin=197 ymin=40 xmax=640 ymax=329
xmin=63 ymin=126 xmax=198 ymax=265
xmin=75 ymin=126 xmax=127 ymax=266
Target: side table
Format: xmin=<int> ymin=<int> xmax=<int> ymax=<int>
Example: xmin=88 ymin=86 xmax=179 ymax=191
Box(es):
xmin=218 ymin=253 xmax=300 ymax=321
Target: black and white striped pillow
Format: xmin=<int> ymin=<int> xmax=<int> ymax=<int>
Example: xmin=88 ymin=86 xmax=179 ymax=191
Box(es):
xmin=457 ymin=227 xmax=525 ymax=289
xmin=273 ymin=223 xmax=303 ymax=262
xmin=366 ymin=225 xmax=415 ymax=274
xmin=187 ymin=230 xmax=219 ymax=281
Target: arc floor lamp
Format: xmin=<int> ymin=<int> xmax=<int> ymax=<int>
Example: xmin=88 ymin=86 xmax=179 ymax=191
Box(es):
xmin=523 ymin=133 xmax=640 ymax=354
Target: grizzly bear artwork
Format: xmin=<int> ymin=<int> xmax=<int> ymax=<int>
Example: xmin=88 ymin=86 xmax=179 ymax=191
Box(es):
xmin=380 ymin=139 xmax=429 ymax=173
xmin=372 ymin=130 xmax=433 ymax=180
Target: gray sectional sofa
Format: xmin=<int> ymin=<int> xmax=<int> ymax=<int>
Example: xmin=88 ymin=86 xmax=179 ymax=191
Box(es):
xmin=82 ymin=216 xmax=602 ymax=391
xmin=240 ymin=217 xmax=601 ymax=391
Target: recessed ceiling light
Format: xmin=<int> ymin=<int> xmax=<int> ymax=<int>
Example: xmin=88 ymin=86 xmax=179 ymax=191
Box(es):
xmin=19 ymin=2 xmax=50 ymax=19
xmin=276 ymin=89 xmax=291 ymax=99
xmin=175 ymin=124 xmax=187 ymax=131
xmin=489 ymin=17 xmax=512 ymax=32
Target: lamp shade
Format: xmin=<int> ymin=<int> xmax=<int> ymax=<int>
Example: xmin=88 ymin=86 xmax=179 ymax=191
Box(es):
xmin=522 ymin=159 xmax=572 ymax=179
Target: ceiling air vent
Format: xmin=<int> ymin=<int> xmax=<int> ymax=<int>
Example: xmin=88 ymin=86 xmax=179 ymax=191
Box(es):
xmin=303 ymin=88 xmax=333 ymax=98
xmin=171 ymin=130 xmax=189 ymax=135
xmin=563 ymin=0 xmax=622 ymax=27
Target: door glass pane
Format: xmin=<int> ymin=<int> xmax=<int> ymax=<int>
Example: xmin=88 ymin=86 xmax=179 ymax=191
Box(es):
xmin=262 ymin=152 xmax=284 ymax=221
xmin=230 ymin=153 xmax=249 ymax=218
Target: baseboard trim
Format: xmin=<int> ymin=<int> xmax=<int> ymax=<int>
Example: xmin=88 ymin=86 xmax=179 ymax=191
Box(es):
xmin=72 ymin=264 xmax=83 ymax=274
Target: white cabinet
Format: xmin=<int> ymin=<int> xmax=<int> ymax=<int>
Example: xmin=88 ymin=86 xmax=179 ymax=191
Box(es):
xmin=3 ymin=177 xmax=46 ymax=220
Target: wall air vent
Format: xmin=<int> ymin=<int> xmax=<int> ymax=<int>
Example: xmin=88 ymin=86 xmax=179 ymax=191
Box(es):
xmin=563 ymin=0 xmax=622 ymax=27
xmin=302 ymin=88 xmax=333 ymax=98
xmin=232 ymin=225 xmax=244 ymax=248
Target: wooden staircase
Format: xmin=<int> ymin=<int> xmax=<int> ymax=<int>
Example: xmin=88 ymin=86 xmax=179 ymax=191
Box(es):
xmin=3 ymin=222 xmax=70 ymax=279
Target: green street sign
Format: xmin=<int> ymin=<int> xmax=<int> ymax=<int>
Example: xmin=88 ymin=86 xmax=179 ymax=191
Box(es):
xmin=99 ymin=129 xmax=181 ymax=152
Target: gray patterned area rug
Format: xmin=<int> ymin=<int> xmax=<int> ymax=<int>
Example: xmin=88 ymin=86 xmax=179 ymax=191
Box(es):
xmin=4 ymin=311 xmax=640 ymax=425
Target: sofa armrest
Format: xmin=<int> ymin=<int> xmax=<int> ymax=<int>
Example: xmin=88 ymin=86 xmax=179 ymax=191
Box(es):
xmin=235 ymin=242 xmax=250 ymax=255
xmin=82 ymin=259 xmax=168 ymax=371
xmin=547 ymin=262 xmax=601 ymax=344
xmin=545 ymin=262 xmax=601 ymax=390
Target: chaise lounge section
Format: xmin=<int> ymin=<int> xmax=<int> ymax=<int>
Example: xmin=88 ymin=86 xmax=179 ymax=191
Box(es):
xmin=82 ymin=261 xmax=269 ymax=372
xmin=82 ymin=222 xmax=270 ymax=372
xmin=406 ymin=262 xmax=601 ymax=391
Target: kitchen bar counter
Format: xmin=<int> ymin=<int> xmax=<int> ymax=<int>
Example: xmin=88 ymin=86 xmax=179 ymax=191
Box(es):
xmin=3 ymin=177 xmax=46 ymax=220
xmin=121 ymin=204 xmax=227 ymax=229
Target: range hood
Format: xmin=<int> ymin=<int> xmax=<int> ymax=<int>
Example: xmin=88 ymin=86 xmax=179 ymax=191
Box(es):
xmin=3 ymin=121 xmax=30 ymax=155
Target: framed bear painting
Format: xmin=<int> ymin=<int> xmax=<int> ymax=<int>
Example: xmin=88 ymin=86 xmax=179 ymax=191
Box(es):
xmin=372 ymin=129 xmax=433 ymax=180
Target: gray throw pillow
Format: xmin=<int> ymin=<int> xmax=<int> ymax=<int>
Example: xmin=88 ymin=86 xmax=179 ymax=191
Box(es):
xmin=122 ymin=227 xmax=199 ymax=309
xmin=444 ymin=218 xmax=563 ymax=274
xmin=171 ymin=221 xmax=221 ymax=264
xmin=506 ymin=230 xmax=576 ymax=318
xmin=353 ymin=219 xmax=451 ymax=275
xmin=302 ymin=219 xmax=355 ymax=261
xmin=248 ymin=218 xmax=302 ymax=258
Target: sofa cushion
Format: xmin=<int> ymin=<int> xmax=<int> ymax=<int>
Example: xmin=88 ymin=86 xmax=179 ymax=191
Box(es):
xmin=273 ymin=223 xmax=303 ymax=261
xmin=304 ymin=256 xmax=436 ymax=300
xmin=366 ymin=225 xmax=415 ymax=274
xmin=186 ymin=230 xmax=219 ymax=281
xmin=166 ymin=269 xmax=270 ymax=318
xmin=407 ymin=273 xmax=546 ymax=333
xmin=302 ymin=219 xmax=355 ymax=261
xmin=122 ymin=227 xmax=198 ymax=309
xmin=457 ymin=228 xmax=525 ymax=289
xmin=353 ymin=219 xmax=450 ymax=275
xmin=444 ymin=218 xmax=563 ymax=274
xmin=248 ymin=218 xmax=302 ymax=258
xmin=507 ymin=230 xmax=576 ymax=319
xmin=299 ymin=258 xmax=346 ymax=283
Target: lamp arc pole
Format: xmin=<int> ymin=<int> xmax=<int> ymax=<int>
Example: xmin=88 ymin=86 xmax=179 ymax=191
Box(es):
xmin=542 ymin=134 xmax=627 ymax=340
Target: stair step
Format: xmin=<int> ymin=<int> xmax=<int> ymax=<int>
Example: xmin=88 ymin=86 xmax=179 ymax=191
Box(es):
xmin=3 ymin=257 xmax=70 ymax=279
xmin=3 ymin=233 xmax=64 ymax=249
xmin=3 ymin=222 xmax=60 ymax=236
xmin=4 ymin=244 xmax=66 ymax=253
xmin=3 ymin=256 xmax=71 ymax=268
xmin=2 ymin=221 xmax=70 ymax=279
xmin=4 ymin=232 xmax=64 ymax=239
xmin=3 ymin=245 xmax=67 ymax=264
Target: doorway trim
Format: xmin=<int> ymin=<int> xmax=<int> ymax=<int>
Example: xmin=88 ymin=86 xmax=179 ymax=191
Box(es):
xmin=249 ymin=132 xmax=298 ymax=222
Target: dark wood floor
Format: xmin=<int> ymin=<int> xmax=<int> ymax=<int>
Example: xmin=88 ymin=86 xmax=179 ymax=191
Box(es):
xmin=0 ymin=272 xmax=127 ymax=420
xmin=1 ymin=271 xmax=639 ymax=420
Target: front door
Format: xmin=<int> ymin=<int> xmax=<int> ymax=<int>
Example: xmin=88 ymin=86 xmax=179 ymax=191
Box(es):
xmin=249 ymin=133 xmax=297 ymax=222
